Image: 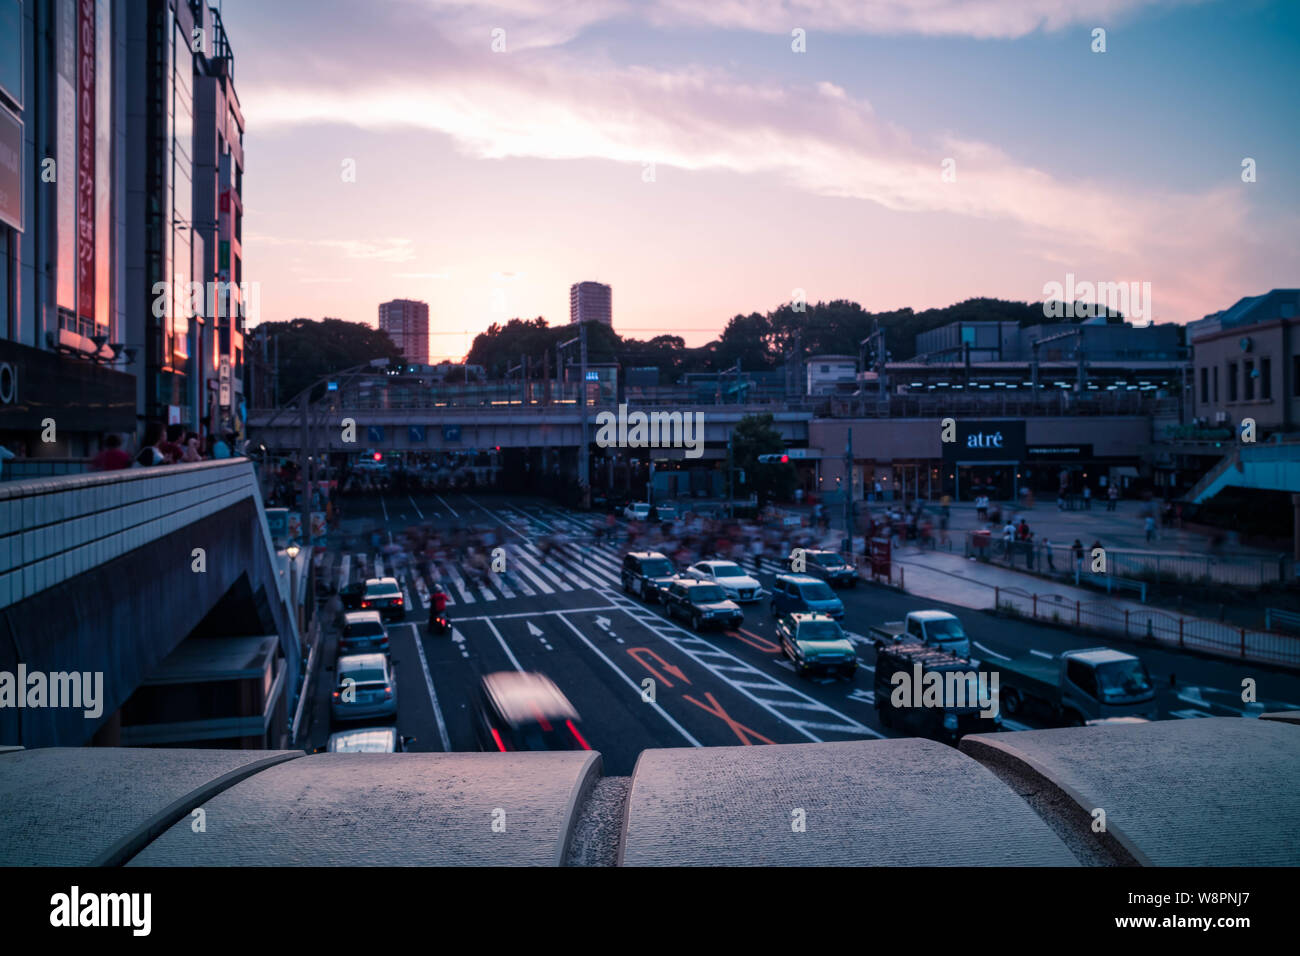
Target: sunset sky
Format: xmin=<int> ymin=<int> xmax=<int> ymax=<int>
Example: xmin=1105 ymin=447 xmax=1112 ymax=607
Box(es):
xmin=224 ymin=0 xmax=1300 ymax=359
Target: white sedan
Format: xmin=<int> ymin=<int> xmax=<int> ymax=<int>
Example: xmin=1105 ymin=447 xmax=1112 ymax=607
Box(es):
xmin=685 ymin=560 xmax=763 ymax=603
xmin=623 ymin=502 xmax=652 ymax=521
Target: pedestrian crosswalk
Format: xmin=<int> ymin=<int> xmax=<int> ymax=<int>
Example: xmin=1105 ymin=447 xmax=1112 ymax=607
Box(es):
xmin=342 ymin=532 xmax=630 ymax=608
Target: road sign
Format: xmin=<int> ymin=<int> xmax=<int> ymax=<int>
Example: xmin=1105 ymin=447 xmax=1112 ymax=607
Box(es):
xmin=443 ymin=425 xmax=461 ymax=442
xmin=219 ymin=357 xmax=232 ymax=408
xmin=367 ymin=426 xmax=385 ymax=443
xmin=408 ymin=425 xmax=426 ymax=443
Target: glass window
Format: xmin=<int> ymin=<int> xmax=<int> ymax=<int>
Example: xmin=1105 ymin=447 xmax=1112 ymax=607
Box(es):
xmin=1244 ymin=361 xmax=1255 ymax=400
xmin=1227 ymin=362 xmax=1238 ymax=402
xmin=1261 ymin=358 xmax=1272 ymax=400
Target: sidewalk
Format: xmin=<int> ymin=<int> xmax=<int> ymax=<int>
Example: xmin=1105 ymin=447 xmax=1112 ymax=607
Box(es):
xmin=877 ymin=545 xmax=1300 ymax=670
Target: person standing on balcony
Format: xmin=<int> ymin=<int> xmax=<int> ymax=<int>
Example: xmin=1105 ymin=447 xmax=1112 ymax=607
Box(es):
xmin=91 ymin=434 xmax=131 ymax=471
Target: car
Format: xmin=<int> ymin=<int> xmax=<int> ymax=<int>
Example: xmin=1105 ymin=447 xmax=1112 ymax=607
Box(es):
xmin=474 ymin=671 xmax=590 ymax=752
xmin=621 ymin=551 xmax=679 ymax=602
xmin=872 ymin=610 xmax=971 ymax=660
xmin=775 ymin=612 xmax=858 ymax=679
xmin=338 ymin=581 xmax=365 ymax=611
xmin=769 ymin=574 xmax=845 ymax=620
xmin=361 ymin=576 xmax=404 ymax=621
xmin=685 ymin=560 xmax=763 ymax=603
xmin=325 ymin=726 xmax=414 ymax=752
xmin=789 ymin=548 xmax=858 ymax=588
xmin=652 ymin=502 xmax=679 ymax=522
xmin=339 ymin=610 xmax=390 ymax=656
xmin=663 ymin=578 xmax=743 ymax=631
xmin=624 ymin=502 xmax=652 ymax=522
xmin=330 ymin=653 xmax=398 ymax=723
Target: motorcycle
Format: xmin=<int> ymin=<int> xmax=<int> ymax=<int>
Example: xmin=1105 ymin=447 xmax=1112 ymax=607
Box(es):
xmin=428 ymin=613 xmax=451 ymax=635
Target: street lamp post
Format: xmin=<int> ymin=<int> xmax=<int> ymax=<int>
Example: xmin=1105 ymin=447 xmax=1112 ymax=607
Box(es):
xmin=286 ymin=542 xmax=301 ymax=631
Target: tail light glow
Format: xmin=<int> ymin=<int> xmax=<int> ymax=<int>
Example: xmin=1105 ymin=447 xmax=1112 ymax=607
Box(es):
xmin=489 ymin=727 xmax=508 ymax=752
xmin=566 ymin=720 xmax=591 ymax=751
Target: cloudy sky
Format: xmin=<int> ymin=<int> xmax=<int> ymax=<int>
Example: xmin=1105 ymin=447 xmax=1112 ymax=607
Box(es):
xmin=222 ymin=0 xmax=1299 ymax=359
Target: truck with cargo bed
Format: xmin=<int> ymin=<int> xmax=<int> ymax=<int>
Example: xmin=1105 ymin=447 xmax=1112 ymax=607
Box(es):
xmin=997 ymin=646 xmax=1157 ymax=725
xmin=874 ymin=642 xmax=1000 ymax=743
xmin=871 ymin=610 xmax=971 ymax=659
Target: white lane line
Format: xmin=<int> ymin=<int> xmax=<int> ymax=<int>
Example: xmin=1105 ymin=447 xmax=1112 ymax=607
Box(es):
xmin=484 ymin=618 xmax=524 ymax=671
xmin=553 ymin=613 xmax=702 ymax=748
xmin=436 ymin=494 xmax=459 ymax=518
xmin=603 ymin=593 xmax=882 ymax=741
xmin=408 ymin=495 xmax=425 ymax=520
xmin=406 ymin=623 xmax=451 ymax=752
xmin=973 ymin=641 xmax=1010 ymax=661
xmin=453 ymin=604 xmax=616 ymax=622
xmin=402 ymin=582 xmax=414 ymax=612
xmin=338 ymin=553 xmax=351 ymax=592
xmin=374 ymin=554 xmax=385 ymax=578
xmin=1029 ymin=649 xmax=1054 ymax=659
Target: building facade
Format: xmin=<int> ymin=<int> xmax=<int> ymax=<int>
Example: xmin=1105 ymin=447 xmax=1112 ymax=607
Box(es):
xmin=1187 ymin=289 xmax=1299 ymax=436
xmin=569 ymin=281 xmax=612 ymax=327
xmin=0 ymin=0 xmax=136 ymax=458
xmin=378 ymin=298 xmax=429 ymax=365
xmin=0 ymin=0 xmax=248 ymax=462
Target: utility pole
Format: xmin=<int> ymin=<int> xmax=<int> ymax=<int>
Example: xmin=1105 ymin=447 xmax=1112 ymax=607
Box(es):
xmin=843 ymin=426 xmax=853 ymax=556
xmin=299 ymin=392 xmax=311 ymax=549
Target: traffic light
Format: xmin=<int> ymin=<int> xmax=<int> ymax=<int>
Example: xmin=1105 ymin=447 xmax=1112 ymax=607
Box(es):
xmin=373 ymin=452 xmax=382 ymax=461
xmin=757 ymin=453 xmax=790 ymax=464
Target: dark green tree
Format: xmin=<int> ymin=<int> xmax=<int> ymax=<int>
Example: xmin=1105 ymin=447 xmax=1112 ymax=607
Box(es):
xmin=252 ymin=317 xmax=402 ymax=403
xmin=730 ymin=412 xmax=795 ymax=504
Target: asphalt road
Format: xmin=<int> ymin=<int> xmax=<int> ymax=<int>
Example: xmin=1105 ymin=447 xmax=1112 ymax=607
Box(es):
xmin=304 ymin=492 xmax=1300 ymax=774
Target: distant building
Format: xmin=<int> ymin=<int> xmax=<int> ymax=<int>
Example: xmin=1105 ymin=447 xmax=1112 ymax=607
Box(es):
xmin=913 ymin=318 xmax=1182 ymax=364
xmin=1187 ymin=289 xmax=1300 ymax=434
xmin=378 ymin=299 xmax=429 ymax=365
xmin=806 ymin=355 xmax=858 ymax=395
xmin=569 ymin=282 xmax=612 ymax=327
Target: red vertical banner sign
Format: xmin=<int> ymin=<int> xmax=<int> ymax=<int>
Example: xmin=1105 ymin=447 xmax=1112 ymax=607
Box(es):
xmin=76 ymin=0 xmax=95 ymax=325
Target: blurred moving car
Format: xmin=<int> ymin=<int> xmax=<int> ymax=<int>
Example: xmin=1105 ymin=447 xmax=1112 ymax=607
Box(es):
xmin=652 ymin=502 xmax=679 ymax=521
xmin=474 ymin=671 xmax=590 ymax=752
xmin=331 ymin=653 xmax=398 ymax=723
xmin=339 ymin=610 xmax=390 ymax=656
xmin=325 ymin=726 xmax=414 ymax=752
xmin=361 ymin=576 xmax=405 ymax=621
xmin=664 ymin=578 xmax=743 ymax=631
xmin=339 ymin=581 xmax=365 ymax=610
xmin=685 ymin=560 xmax=762 ymax=602
xmin=621 ymin=551 xmax=679 ymax=602
xmin=788 ymin=548 xmax=858 ymax=588
xmin=776 ymin=612 xmax=858 ymax=679
xmin=623 ymin=502 xmax=652 ymax=522
xmin=770 ymin=574 xmax=845 ymax=620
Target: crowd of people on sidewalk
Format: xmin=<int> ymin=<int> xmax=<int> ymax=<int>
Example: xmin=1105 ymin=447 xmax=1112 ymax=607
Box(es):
xmin=91 ymin=423 xmax=242 ymax=471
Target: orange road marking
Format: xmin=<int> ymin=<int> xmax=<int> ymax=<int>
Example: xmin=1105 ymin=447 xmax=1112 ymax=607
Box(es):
xmin=732 ymin=628 xmax=781 ymax=653
xmin=683 ymin=692 xmax=777 ymax=745
xmin=627 ymin=647 xmax=691 ymax=687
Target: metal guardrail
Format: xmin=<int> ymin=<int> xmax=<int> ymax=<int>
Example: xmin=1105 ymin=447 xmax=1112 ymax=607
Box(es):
xmin=963 ymin=531 xmax=1292 ymax=589
xmin=991 ymin=586 xmax=1300 ymax=667
xmin=1265 ymin=608 xmax=1300 ymax=633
